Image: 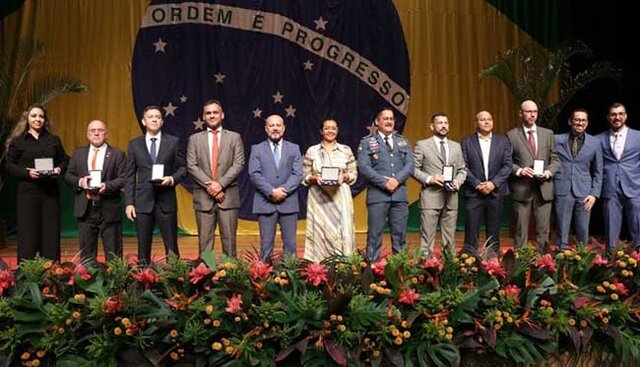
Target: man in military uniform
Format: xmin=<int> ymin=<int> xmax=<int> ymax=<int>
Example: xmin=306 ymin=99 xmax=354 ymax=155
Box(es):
xmin=358 ymin=107 xmax=414 ymax=261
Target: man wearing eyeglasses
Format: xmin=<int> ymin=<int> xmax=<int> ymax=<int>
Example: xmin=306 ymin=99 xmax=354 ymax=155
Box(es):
xmin=599 ymin=103 xmax=640 ymax=251
xmin=65 ymin=120 xmax=127 ymax=262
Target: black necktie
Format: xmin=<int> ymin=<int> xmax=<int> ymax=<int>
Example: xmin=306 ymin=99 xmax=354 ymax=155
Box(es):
xmin=440 ymin=140 xmax=447 ymax=164
xmin=571 ymin=136 xmax=579 ymax=158
xmin=150 ymin=138 xmax=157 ymax=162
xmin=384 ymin=136 xmax=392 ymax=151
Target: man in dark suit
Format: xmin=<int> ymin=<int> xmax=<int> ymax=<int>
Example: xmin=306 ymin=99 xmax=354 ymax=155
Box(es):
xmin=248 ymin=114 xmax=303 ymax=261
xmin=124 ymin=105 xmax=187 ymax=265
xmin=507 ymin=100 xmax=560 ymax=251
xmin=554 ymin=109 xmax=602 ymax=250
xmin=187 ymin=99 xmax=244 ymax=257
xmin=461 ymin=111 xmax=512 ymax=255
xmin=65 ymin=120 xmax=126 ymax=262
xmin=358 ymin=107 xmax=414 ymax=261
xmin=413 ymin=113 xmax=467 ymax=256
xmin=598 ymin=102 xmax=640 ymax=251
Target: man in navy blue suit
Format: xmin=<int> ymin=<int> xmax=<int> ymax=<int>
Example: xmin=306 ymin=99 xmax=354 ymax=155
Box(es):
xmin=248 ymin=114 xmax=303 ymax=261
xmin=553 ymin=109 xmax=602 ymax=250
xmin=461 ymin=111 xmax=512 ymax=255
xmin=598 ymin=103 xmax=640 ymax=251
xmin=358 ymin=107 xmax=414 ymax=261
xmin=124 ymin=105 xmax=187 ymax=265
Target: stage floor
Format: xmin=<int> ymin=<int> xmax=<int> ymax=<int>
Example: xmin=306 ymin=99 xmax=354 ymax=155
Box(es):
xmin=0 ymin=231 xmax=517 ymax=262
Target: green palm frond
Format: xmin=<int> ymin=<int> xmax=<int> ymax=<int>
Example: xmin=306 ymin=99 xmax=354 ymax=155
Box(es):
xmin=25 ymin=75 xmax=88 ymax=107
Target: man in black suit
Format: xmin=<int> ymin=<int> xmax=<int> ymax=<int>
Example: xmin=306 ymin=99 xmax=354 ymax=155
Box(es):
xmin=461 ymin=111 xmax=513 ymax=255
xmin=124 ymin=105 xmax=187 ymax=265
xmin=65 ymin=120 xmax=127 ymax=262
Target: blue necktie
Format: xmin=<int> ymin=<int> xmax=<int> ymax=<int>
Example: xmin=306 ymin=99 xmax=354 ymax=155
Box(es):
xmin=273 ymin=141 xmax=280 ymax=168
xmin=150 ymin=137 xmax=157 ymax=162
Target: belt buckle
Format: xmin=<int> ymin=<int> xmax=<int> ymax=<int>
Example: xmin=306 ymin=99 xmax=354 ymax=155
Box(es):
xmin=90 ymin=200 xmax=100 ymax=207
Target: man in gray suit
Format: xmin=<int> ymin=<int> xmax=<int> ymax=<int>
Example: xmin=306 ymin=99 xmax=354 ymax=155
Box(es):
xmin=553 ymin=109 xmax=602 ymax=250
xmin=248 ymin=114 xmax=303 ymax=261
xmin=358 ymin=107 xmax=414 ymax=261
xmin=65 ymin=120 xmax=126 ymax=262
xmin=413 ymin=113 xmax=467 ymax=256
xmin=187 ymin=100 xmax=245 ymax=257
xmin=507 ymin=100 xmax=560 ymax=251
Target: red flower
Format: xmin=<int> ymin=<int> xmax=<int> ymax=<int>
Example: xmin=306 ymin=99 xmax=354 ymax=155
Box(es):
xmin=398 ymin=288 xmax=420 ymax=306
xmin=249 ymin=261 xmax=272 ymax=280
xmin=371 ymin=258 xmax=387 ymax=277
xmin=189 ymin=263 xmax=212 ymax=284
xmin=132 ymin=268 xmax=159 ymax=289
xmin=481 ymin=258 xmax=506 ymax=278
xmin=534 ymin=254 xmax=557 ymax=273
xmin=103 ymin=293 xmax=124 ymax=314
xmin=631 ymin=251 xmax=640 ymax=262
xmin=502 ymin=284 xmax=521 ymax=303
xmin=592 ymin=254 xmax=609 ymax=266
xmin=300 ymin=262 xmax=328 ymax=287
xmin=420 ymin=257 xmax=444 ymax=272
xmin=68 ymin=264 xmax=91 ymax=286
xmin=225 ymin=293 xmax=243 ymax=314
xmin=0 ymin=270 xmax=14 ymax=295
xmin=611 ymin=280 xmax=629 ymax=296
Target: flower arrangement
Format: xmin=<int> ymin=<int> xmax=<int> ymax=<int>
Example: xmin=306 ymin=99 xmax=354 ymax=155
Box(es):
xmin=0 ymin=244 xmax=639 ymax=367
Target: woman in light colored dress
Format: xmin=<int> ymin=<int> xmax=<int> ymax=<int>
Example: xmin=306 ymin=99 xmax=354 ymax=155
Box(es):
xmin=302 ymin=119 xmax=357 ymax=262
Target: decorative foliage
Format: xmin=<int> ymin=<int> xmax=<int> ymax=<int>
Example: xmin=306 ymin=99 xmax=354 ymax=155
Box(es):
xmin=479 ymin=39 xmax=621 ymax=128
xmin=0 ymin=246 xmax=639 ymax=366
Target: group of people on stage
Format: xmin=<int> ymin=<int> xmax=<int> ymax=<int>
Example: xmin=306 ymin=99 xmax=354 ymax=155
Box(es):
xmin=4 ymin=99 xmax=639 ymax=264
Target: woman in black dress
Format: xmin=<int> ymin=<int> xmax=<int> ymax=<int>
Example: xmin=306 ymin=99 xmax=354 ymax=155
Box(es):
xmin=5 ymin=105 xmax=68 ymax=262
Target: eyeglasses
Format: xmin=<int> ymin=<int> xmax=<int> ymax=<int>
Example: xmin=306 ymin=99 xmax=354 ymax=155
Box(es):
xmin=88 ymin=129 xmax=106 ymax=134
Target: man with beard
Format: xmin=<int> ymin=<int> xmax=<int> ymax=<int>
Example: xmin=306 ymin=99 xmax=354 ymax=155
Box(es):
xmin=186 ymin=99 xmax=245 ymax=257
xmin=413 ymin=113 xmax=467 ymax=256
xmin=358 ymin=107 xmax=414 ymax=261
xmin=598 ymin=102 xmax=640 ymax=251
xmin=248 ymin=114 xmax=303 ymax=261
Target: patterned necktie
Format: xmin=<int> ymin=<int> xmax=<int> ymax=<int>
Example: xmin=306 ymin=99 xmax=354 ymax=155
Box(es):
xmin=439 ymin=140 xmax=447 ymax=164
xmin=211 ymin=130 xmax=219 ymax=180
xmin=90 ymin=148 xmax=99 ymax=170
xmin=384 ymin=136 xmax=392 ymax=151
xmin=273 ymin=141 xmax=280 ymax=168
xmin=613 ymin=133 xmax=622 ymax=160
xmin=527 ymin=130 xmax=537 ymax=156
xmin=150 ymin=137 xmax=157 ymax=163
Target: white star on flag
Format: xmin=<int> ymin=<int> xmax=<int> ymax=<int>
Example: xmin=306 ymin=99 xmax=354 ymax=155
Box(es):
xmin=313 ymin=16 xmax=328 ymax=31
xmin=192 ymin=117 xmax=205 ymax=130
xmin=179 ymin=95 xmax=188 ymax=103
xmin=214 ymin=72 xmax=226 ymax=84
xmin=285 ymin=104 xmax=297 ymax=117
xmin=303 ymin=60 xmax=314 ymax=70
xmin=252 ymin=107 xmax=263 ymax=118
xmin=272 ymin=91 xmax=284 ymax=104
xmin=153 ymin=38 xmax=168 ymax=53
xmin=163 ymin=102 xmax=177 ymax=117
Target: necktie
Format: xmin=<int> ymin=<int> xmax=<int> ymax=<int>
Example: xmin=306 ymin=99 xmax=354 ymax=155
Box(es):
xmin=384 ymin=136 xmax=392 ymax=151
xmin=439 ymin=140 xmax=447 ymax=164
xmin=613 ymin=133 xmax=622 ymax=160
xmin=527 ymin=130 xmax=537 ymax=156
xmin=273 ymin=141 xmax=280 ymax=168
xmin=150 ymin=138 xmax=157 ymax=163
xmin=571 ymin=136 xmax=579 ymax=158
xmin=211 ymin=130 xmax=219 ymax=180
xmin=90 ymin=148 xmax=99 ymax=170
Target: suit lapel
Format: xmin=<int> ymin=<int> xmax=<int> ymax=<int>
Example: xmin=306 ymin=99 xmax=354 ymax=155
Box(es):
xmin=558 ymin=134 xmax=570 ymax=160
xmin=519 ymin=128 xmax=536 ymax=158
xmin=102 ymin=145 xmax=112 ymax=179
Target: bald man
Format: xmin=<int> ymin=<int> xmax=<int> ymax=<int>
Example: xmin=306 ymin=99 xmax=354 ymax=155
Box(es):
xmin=507 ymin=100 xmax=560 ymax=251
xmin=65 ymin=120 xmax=127 ymax=262
xmin=461 ymin=111 xmax=512 ymax=255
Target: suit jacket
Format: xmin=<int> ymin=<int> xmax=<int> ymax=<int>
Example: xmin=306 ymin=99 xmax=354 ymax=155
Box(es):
xmin=507 ymin=125 xmax=560 ymax=201
xmin=64 ymin=144 xmax=126 ymax=222
xmin=124 ymin=133 xmax=187 ymax=213
xmin=248 ymin=140 xmax=303 ymax=214
xmin=358 ymin=133 xmax=414 ymax=204
xmin=554 ymin=133 xmax=602 ymax=198
xmin=461 ymin=133 xmax=512 ymax=198
xmin=186 ymin=129 xmax=245 ymax=210
xmin=598 ymin=127 xmax=640 ymax=199
xmin=413 ymin=136 xmax=467 ymax=209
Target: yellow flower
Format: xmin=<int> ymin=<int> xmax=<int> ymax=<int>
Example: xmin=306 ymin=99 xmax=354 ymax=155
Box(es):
xmin=401 ymin=320 xmax=409 ymax=329
xmin=568 ymin=319 xmax=576 ymax=326
xmin=205 ymin=305 xmax=214 ymax=314
xmin=596 ymin=285 xmax=605 ymax=293
xmin=36 ymin=350 xmax=45 ymax=358
xmin=169 ymin=352 xmax=179 ymax=361
xmin=445 ymin=333 xmax=453 ymax=340
xmin=211 ymin=342 xmax=222 ymax=351
xmin=337 ymin=325 xmax=347 ymax=332
xmin=72 ymin=311 xmax=81 ymax=319
xmin=65 ymin=319 xmax=73 ymax=326
xmin=74 ymin=294 xmax=86 ymax=302
xmin=204 ymin=318 xmax=211 ymax=325
xmin=379 ymin=280 xmax=387 ymax=287
xmin=391 ymin=328 xmax=400 ymax=337
xmin=170 ymin=329 xmax=178 ymax=338
xmin=445 ymin=327 xmax=454 ymax=334
xmin=216 ymin=269 xmax=227 ymax=278
xmin=580 ymin=320 xmax=588 ymax=328
xmin=372 ymin=350 xmax=381 ymax=358
xmin=57 ymin=327 xmax=65 ymax=334
xmin=602 ymin=317 xmax=609 ymax=324
xmin=225 ymin=346 xmax=235 ymax=355
xmin=121 ymin=318 xmax=132 ymax=328
xmin=495 ymin=310 xmax=502 ymax=317
xmin=43 ymin=261 xmax=53 ymax=270
xmin=213 ymin=320 xmax=221 ymax=327
xmin=611 ymin=293 xmax=619 ymax=301
xmin=574 ymin=255 xmax=582 ymax=261
xmin=21 ymin=352 xmax=30 ymax=360
xmin=337 ymin=315 xmax=343 ymax=322
xmin=114 ymin=327 xmax=123 ymax=336
xmin=403 ymin=331 xmax=411 ymax=338
xmin=234 ymin=316 xmax=242 ymax=322
xmin=394 ymin=337 xmax=403 ymax=345
xmin=330 ymin=314 xmax=337 ymax=321
xmin=222 ymin=338 xmax=231 ymax=346
xmin=32 ymin=360 xmax=41 ymax=367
